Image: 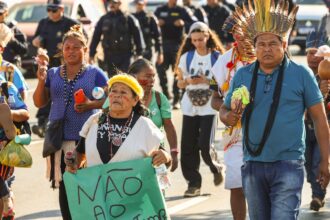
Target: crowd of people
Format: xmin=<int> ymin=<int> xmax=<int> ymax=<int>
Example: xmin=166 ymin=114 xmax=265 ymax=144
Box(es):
xmin=0 ymin=0 xmax=329 ymax=219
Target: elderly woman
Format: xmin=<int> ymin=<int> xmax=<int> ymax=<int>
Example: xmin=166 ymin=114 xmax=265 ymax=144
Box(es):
xmin=33 ymin=25 xmax=108 ymax=220
xmin=67 ymin=74 xmax=171 ymax=173
xmin=128 ymin=58 xmax=178 ymax=172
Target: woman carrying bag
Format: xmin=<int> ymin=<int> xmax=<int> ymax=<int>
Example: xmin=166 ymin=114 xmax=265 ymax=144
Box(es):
xmin=33 ymin=25 xmax=108 ymax=220
xmin=175 ymin=21 xmax=225 ymax=197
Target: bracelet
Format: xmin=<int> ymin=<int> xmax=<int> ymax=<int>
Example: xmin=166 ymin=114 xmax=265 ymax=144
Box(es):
xmin=170 ymin=148 xmax=179 ymax=153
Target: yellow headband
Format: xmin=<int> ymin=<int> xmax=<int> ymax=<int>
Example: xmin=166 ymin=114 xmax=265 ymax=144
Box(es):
xmin=108 ymin=74 xmax=144 ymax=99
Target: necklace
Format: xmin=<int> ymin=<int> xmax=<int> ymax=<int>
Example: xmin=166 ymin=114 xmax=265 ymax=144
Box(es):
xmin=62 ymin=64 xmax=85 ymax=106
xmin=107 ymin=111 xmax=134 ymax=158
xmin=244 ymin=58 xmax=286 ymax=157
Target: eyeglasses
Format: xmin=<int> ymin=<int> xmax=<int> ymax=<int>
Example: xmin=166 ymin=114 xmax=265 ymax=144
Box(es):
xmin=264 ymin=75 xmax=273 ymax=93
xmin=47 ymin=8 xmax=58 ymax=13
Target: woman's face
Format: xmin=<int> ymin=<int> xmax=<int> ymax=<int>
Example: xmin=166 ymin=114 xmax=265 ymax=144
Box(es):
xmin=108 ymin=82 xmax=139 ymax=115
xmin=135 ymin=66 xmax=156 ymax=91
xmin=62 ymin=37 xmax=86 ymax=65
xmin=190 ymin=32 xmax=209 ymax=51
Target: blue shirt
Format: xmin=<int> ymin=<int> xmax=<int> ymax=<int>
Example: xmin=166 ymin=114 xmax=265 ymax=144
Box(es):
xmin=0 ymin=76 xmax=27 ymax=141
xmin=224 ymin=57 xmax=323 ymax=162
xmin=0 ymin=60 xmax=28 ymax=94
xmin=45 ymin=65 xmax=108 ymax=141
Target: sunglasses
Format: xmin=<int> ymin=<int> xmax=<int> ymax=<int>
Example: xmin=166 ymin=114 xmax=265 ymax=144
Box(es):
xmin=47 ymin=8 xmax=59 ymax=13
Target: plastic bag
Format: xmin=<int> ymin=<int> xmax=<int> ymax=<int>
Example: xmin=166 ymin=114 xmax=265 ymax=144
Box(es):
xmin=0 ymin=140 xmax=32 ymax=168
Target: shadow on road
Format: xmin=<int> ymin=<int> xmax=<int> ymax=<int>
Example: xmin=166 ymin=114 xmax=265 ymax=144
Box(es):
xmin=166 ymin=193 xmax=212 ymax=202
xmin=173 ymin=209 xmax=233 ymax=220
xmin=16 ymin=209 xmax=61 ymax=220
xmin=299 ymin=198 xmax=330 ymax=220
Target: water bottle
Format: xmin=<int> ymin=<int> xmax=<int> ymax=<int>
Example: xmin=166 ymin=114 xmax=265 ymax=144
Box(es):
xmin=155 ymin=164 xmax=171 ymax=190
xmin=7 ymin=94 xmax=15 ymax=108
xmin=14 ymin=134 xmax=31 ymax=145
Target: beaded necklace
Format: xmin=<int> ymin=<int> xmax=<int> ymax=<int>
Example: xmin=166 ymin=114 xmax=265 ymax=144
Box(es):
xmin=62 ymin=64 xmax=85 ymax=106
xmin=107 ymin=111 xmax=134 ymax=158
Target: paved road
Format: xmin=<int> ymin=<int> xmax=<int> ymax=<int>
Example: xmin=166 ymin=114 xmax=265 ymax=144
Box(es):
xmin=11 ymin=54 xmax=330 ymax=219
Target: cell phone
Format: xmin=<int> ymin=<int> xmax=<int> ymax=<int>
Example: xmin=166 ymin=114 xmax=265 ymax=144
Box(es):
xmin=191 ymin=75 xmax=201 ymax=79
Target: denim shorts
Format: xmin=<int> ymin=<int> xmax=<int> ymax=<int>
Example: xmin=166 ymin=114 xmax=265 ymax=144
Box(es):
xmin=241 ymin=160 xmax=304 ymax=220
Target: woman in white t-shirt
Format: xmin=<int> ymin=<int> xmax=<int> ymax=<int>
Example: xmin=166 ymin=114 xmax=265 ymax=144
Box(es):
xmin=66 ymin=74 xmax=171 ymax=171
xmin=175 ymin=21 xmax=225 ymax=197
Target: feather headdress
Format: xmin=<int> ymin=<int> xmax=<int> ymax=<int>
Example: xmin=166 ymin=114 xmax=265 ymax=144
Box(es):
xmin=223 ymin=14 xmax=256 ymax=62
xmin=231 ymin=0 xmax=298 ymax=44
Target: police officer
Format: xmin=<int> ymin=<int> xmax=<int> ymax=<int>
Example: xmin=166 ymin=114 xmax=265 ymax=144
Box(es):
xmin=32 ymin=0 xmax=81 ymax=138
xmin=155 ymin=0 xmax=195 ymax=109
xmin=203 ymin=0 xmax=233 ymax=46
xmin=0 ymin=1 xmax=28 ymax=67
xmin=183 ymin=0 xmax=208 ymax=24
xmin=89 ymin=0 xmax=145 ymax=76
xmin=133 ymin=0 xmax=163 ymax=62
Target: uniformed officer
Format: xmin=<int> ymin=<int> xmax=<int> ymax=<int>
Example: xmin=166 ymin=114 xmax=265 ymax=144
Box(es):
xmin=32 ymin=0 xmax=81 ymax=138
xmin=89 ymin=0 xmax=145 ymax=76
xmin=202 ymin=0 xmax=233 ymax=46
xmin=183 ymin=0 xmax=208 ymax=24
xmin=154 ymin=0 xmax=196 ymax=109
xmin=133 ymin=0 xmax=163 ymax=63
xmin=0 ymin=1 xmax=28 ymax=67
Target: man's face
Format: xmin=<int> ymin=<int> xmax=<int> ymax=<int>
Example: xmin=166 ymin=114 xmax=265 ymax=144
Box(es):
xmin=307 ymin=48 xmax=323 ymax=71
xmin=168 ymin=0 xmax=177 ymax=6
xmin=255 ymin=33 xmax=286 ymax=67
xmin=47 ymin=6 xmax=64 ymax=22
xmin=183 ymin=0 xmax=191 ymax=5
xmin=207 ymin=0 xmax=218 ymax=6
xmin=109 ymin=1 xmax=121 ymax=12
xmin=135 ymin=2 xmax=145 ymax=11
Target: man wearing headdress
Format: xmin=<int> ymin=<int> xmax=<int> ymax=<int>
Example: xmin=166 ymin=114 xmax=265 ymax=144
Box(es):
xmin=304 ymin=28 xmax=330 ymax=212
xmin=210 ymin=13 xmax=256 ymax=220
xmin=220 ymin=0 xmax=330 ymax=219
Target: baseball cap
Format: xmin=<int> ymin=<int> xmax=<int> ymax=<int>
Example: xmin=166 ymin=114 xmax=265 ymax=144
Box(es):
xmin=47 ymin=0 xmax=63 ymax=8
xmin=0 ymin=1 xmax=8 ymax=14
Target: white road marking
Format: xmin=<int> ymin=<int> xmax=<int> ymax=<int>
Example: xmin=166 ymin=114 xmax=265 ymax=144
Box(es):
xmin=168 ymin=196 xmax=210 ymax=215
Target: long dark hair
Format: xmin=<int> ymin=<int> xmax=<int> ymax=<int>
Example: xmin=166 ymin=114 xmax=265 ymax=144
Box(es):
xmin=128 ymin=58 xmax=154 ymax=76
xmin=174 ymin=29 xmax=225 ymax=76
xmin=132 ymin=99 xmax=148 ymax=116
